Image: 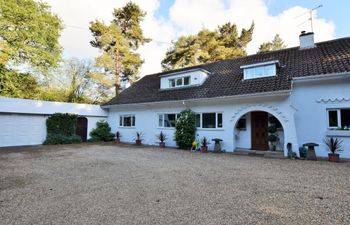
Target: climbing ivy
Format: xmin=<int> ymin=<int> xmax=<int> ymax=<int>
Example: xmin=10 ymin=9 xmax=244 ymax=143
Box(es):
xmin=175 ymin=109 xmax=196 ymax=149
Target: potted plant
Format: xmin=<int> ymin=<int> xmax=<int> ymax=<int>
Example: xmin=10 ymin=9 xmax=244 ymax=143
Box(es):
xmin=156 ymin=131 xmax=167 ymax=148
xmin=115 ymin=131 xmax=121 ymax=144
xmin=200 ymin=136 xmax=209 ymax=153
xmin=134 ymin=132 xmax=144 ymax=145
xmin=324 ymin=137 xmax=343 ymax=162
xmin=268 ymin=125 xmax=278 ymax=151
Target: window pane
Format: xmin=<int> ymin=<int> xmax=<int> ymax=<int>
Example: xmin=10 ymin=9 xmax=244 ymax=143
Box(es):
xmin=176 ymin=78 xmax=182 ymax=86
xmin=123 ymin=116 xmax=131 ymax=127
xmin=217 ymin=113 xmax=223 ymax=128
xmin=340 ymin=109 xmax=350 ymax=128
xmin=244 ymin=68 xmax=254 ymax=79
xmin=184 ymin=76 xmax=190 ymax=85
xmin=119 ymin=117 xmax=123 ymax=126
xmin=255 ymin=67 xmax=264 ymax=76
xmin=202 ymin=113 xmax=216 ymax=128
xmin=265 ymin=65 xmax=276 ymax=76
xmin=164 ymin=114 xmax=176 ymax=127
xmin=132 ymin=116 xmax=135 ymax=126
xmin=195 ymin=114 xmax=200 ymax=127
xmin=169 ymin=79 xmax=175 ymax=87
xmin=328 ymin=110 xmax=338 ymax=127
xmin=158 ymin=114 xmax=163 ymax=127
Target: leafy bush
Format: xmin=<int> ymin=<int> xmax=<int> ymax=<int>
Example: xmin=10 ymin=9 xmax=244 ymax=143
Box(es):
xmin=44 ymin=134 xmax=82 ymax=145
xmin=89 ymin=120 xmax=114 ymax=141
xmin=46 ymin=113 xmax=78 ymax=136
xmin=44 ymin=113 xmax=80 ymax=145
xmin=175 ymin=109 xmax=196 ymax=149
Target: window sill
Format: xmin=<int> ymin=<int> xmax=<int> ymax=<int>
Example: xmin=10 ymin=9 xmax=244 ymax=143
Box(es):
xmin=118 ymin=126 xmax=136 ymax=129
xmin=157 ymin=127 xmax=175 ymax=130
xmin=326 ymin=129 xmax=350 ymax=137
xmin=197 ymin=128 xmax=225 ymax=131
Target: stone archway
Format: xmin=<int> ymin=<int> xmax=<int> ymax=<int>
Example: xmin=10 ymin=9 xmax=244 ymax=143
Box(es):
xmin=231 ymin=104 xmax=299 ymax=157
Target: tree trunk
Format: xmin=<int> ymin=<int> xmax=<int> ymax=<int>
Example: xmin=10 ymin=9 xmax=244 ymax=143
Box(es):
xmin=115 ymin=48 xmax=121 ymax=95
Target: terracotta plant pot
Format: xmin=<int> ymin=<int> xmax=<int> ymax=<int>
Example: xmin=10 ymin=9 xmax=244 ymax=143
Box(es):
xmin=115 ymin=139 xmax=121 ymax=144
xmin=328 ymin=153 xmax=340 ymax=162
xmin=136 ymin=140 xmax=142 ymax=145
xmin=201 ymin=146 xmax=208 ymax=153
xmin=159 ymin=142 xmax=165 ymax=148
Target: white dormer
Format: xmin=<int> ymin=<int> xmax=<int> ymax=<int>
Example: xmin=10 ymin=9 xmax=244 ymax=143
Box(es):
xmin=160 ymin=69 xmax=209 ymax=90
xmin=241 ymin=60 xmax=279 ymax=80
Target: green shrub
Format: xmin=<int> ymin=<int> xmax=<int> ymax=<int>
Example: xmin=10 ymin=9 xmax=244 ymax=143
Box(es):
xmin=175 ymin=109 xmax=196 ymax=149
xmin=89 ymin=120 xmax=114 ymax=141
xmin=43 ymin=134 xmax=82 ymax=145
xmin=44 ymin=113 xmax=80 ymax=145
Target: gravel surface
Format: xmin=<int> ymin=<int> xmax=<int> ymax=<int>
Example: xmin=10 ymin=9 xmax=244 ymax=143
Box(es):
xmin=0 ymin=143 xmax=349 ymax=225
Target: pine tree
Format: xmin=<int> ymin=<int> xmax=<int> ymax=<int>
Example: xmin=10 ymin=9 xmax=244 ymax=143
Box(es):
xmin=89 ymin=2 xmax=150 ymax=95
xmin=161 ymin=22 xmax=254 ymax=71
xmin=258 ymin=34 xmax=286 ymax=53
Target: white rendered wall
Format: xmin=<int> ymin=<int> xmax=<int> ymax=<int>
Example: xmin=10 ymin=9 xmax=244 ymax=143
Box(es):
xmin=291 ymin=76 xmax=350 ymax=158
xmin=107 ymin=95 xmax=297 ymax=156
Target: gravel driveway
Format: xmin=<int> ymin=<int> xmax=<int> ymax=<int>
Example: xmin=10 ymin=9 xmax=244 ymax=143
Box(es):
xmin=0 ymin=143 xmax=349 ymax=225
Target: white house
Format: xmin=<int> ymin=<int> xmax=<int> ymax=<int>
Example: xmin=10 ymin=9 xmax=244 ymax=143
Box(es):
xmin=103 ymin=32 xmax=350 ymax=158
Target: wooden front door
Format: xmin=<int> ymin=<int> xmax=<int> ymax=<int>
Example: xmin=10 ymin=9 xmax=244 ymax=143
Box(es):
xmin=251 ymin=112 xmax=268 ymax=150
xmin=76 ymin=117 xmax=88 ymax=142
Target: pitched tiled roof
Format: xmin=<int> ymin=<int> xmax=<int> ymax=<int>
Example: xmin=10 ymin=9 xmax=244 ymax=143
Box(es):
xmin=104 ymin=37 xmax=350 ymax=106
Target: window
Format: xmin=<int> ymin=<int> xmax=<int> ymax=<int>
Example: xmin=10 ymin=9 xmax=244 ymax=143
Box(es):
xmin=196 ymin=113 xmax=223 ymax=129
xmin=327 ymin=109 xmax=350 ymax=129
xmin=168 ymin=76 xmax=191 ymax=88
xmin=243 ymin=64 xmax=276 ymax=80
xmin=236 ymin=116 xmax=246 ymax=130
xmin=119 ymin=115 xmax=135 ymax=127
xmin=158 ymin=113 xmax=178 ymax=127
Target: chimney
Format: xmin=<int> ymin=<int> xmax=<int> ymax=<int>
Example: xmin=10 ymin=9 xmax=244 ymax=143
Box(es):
xmin=299 ymin=31 xmax=315 ymax=49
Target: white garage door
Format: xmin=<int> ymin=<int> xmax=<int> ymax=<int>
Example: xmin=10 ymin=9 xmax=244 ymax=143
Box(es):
xmin=0 ymin=114 xmax=47 ymax=147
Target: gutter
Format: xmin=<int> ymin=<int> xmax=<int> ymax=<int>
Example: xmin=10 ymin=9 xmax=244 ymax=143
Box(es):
xmin=101 ymin=90 xmax=291 ymax=109
xmin=292 ymin=72 xmax=350 ymax=82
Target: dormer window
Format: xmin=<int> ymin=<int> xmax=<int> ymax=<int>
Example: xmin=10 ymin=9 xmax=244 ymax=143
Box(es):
xmin=241 ymin=60 xmax=279 ymax=80
xmin=169 ymin=76 xmax=191 ymax=88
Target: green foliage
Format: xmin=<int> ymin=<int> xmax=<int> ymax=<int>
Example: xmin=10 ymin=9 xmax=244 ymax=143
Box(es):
xmin=175 ymin=109 xmax=196 ymax=149
xmin=0 ymin=0 xmax=63 ymax=71
xmin=44 ymin=134 xmax=82 ymax=145
xmin=89 ymin=2 xmax=150 ymax=94
xmin=258 ymin=34 xmax=286 ymax=53
xmin=0 ymin=65 xmax=40 ymax=98
xmin=89 ymin=120 xmax=114 ymax=141
xmin=161 ymin=22 xmax=254 ymax=70
xmin=324 ymin=137 xmax=343 ymax=154
xmin=44 ymin=113 xmax=80 ymax=145
xmin=156 ymin=131 xmax=167 ymax=142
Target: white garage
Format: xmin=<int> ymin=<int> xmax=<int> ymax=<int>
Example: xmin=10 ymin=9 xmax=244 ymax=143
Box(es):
xmin=0 ymin=97 xmax=108 ymax=147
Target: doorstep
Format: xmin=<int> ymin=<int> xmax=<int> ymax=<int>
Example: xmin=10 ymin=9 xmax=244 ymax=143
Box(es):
xmin=233 ymin=148 xmax=285 ymax=159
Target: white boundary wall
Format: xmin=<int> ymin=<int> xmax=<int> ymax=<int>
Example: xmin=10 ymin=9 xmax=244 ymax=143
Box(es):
xmin=0 ymin=97 xmax=108 ymax=147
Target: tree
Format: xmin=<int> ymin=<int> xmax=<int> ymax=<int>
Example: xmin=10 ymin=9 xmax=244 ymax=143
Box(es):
xmin=89 ymin=2 xmax=150 ymax=95
xmin=258 ymin=34 xmax=286 ymax=53
xmin=0 ymin=64 xmax=40 ymax=99
xmin=161 ymin=22 xmax=254 ymax=71
xmin=0 ymin=0 xmax=63 ymax=71
xmin=175 ymin=109 xmax=196 ymax=149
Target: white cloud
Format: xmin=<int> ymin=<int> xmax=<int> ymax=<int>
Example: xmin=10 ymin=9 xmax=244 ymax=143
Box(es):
xmin=44 ymin=0 xmax=336 ymax=77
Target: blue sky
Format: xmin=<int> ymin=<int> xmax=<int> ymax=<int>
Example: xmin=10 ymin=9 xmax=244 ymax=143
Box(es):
xmin=155 ymin=0 xmax=349 ymax=38
xmin=46 ymin=0 xmax=348 ymax=76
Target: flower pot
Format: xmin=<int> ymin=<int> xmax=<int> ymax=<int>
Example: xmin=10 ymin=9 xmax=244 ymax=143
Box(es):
xmin=159 ymin=142 xmax=165 ymax=148
xmin=136 ymin=140 xmax=142 ymax=145
xmin=201 ymin=146 xmax=208 ymax=153
xmin=328 ymin=153 xmax=340 ymax=162
xmin=115 ymin=139 xmax=121 ymax=144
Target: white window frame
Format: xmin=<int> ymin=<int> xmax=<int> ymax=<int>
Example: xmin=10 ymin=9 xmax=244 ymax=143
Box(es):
xmin=158 ymin=113 xmax=178 ymax=128
xmin=168 ymin=76 xmax=191 ymax=88
xmin=327 ymin=108 xmax=350 ymax=129
xmin=119 ymin=114 xmax=136 ymax=128
xmin=196 ymin=112 xmax=223 ymax=129
xmin=241 ymin=61 xmax=278 ymax=80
